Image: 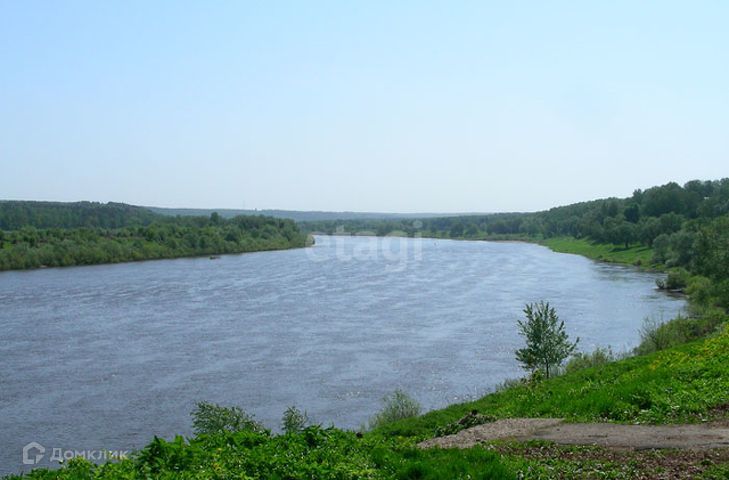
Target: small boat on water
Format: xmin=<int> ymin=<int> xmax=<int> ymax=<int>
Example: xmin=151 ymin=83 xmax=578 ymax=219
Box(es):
xmin=209 ymin=255 xmax=220 ymax=260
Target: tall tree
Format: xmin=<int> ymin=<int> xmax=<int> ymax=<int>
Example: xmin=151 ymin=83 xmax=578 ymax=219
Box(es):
xmin=515 ymin=302 xmax=578 ymax=378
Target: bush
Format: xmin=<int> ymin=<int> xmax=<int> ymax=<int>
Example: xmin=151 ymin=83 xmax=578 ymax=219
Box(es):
xmin=712 ymin=279 xmax=729 ymax=310
xmin=686 ymin=275 xmax=714 ymax=305
xmin=655 ymin=268 xmax=690 ymax=290
xmin=564 ymin=346 xmax=615 ymax=374
xmin=191 ymin=401 xmax=266 ymax=435
xmin=368 ymin=389 xmax=421 ymax=430
xmin=636 ymin=317 xmax=673 ymax=354
xmin=282 ymin=405 xmax=309 ymax=434
xmin=634 ymin=312 xmax=726 ymax=355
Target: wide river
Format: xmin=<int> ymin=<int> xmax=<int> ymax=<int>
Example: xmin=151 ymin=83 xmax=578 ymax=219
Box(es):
xmin=0 ymin=235 xmax=684 ymax=474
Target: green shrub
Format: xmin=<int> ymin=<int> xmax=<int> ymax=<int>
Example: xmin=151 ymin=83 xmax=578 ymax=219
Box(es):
xmin=712 ymin=279 xmax=729 ymax=310
xmin=564 ymin=346 xmax=615 ymax=374
xmin=191 ymin=401 xmax=266 ymax=435
xmin=636 ymin=317 xmax=680 ymax=354
xmin=686 ymin=275 xmax=714 ymax=305
xmin=282 ymin=405 xmax=309 ymax=434
xmin=635 ymin=312 xmax=727 ymax=355
xmin=369 ymin=389 xmax=421 ymax=430
xmin=655 ymin=268 xmax=690 ymax=290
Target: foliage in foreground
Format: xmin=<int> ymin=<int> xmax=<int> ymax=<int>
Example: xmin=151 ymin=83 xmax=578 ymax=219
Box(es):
xmin=6 ymin=428 xmax=515 ymax=480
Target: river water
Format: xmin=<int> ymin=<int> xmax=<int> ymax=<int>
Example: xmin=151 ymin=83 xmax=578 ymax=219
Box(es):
xmin=0 ymin=235 xmax=684 ymax=473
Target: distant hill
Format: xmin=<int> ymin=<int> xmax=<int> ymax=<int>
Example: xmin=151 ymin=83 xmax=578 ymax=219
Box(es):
xmin=0 ymin=200 xmax=161 ymax=230
xmin=146 ymin=206 xmax=480 ymax=222
xmin=0 ymin=200 xmax=485 ymax=230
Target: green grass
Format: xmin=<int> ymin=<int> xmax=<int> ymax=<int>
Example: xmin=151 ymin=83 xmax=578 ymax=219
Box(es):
xmin=6 ymin=428 xmax=518 ymax=480
xmin=375 ymin=325 xmax=729 ymax=439
xmin=539 ymin=236 xmax=655 ymax=267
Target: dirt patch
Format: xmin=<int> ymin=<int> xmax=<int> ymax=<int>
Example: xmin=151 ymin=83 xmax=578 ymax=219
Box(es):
xmin=533 ymin=422 xmax=729 ymax=450
xmin=493 ymin=442 xmax=729 ymax=480
xmin=419 ymin=418 xmax=729 ymax=450
xmin=419 ymin=418 xmax=564 ymax=449
xmin=708 ymin=403 xmax=729 ymax=427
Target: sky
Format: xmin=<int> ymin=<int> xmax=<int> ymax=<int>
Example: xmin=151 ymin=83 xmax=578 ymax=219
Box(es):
xmin=1 ymin=1 xmax=728 ymax=213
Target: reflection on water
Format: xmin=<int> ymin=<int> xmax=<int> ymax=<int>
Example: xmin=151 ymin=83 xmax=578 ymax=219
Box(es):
xmin=0 ymin=236 xmax=684 ymax=474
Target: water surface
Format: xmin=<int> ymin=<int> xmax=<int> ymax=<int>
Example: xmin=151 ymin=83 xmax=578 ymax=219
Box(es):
xmin=0 ymin=236 xmax=684 ymax=473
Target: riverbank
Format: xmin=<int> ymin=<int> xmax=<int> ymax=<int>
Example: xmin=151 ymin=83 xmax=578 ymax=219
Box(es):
xmin=310 ymin=230 xmax=658 ymax=270
xmin=373 ymin=325 xmax=729 ymax=478
xmin=537 ymin=236 xmax=655 ymax=268
xmin=375 ymin=325 xmax=729 ymax=439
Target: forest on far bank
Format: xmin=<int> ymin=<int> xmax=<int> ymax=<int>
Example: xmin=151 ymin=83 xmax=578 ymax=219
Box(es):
xmin=301 ymin=179 xmax=729 ymax=309
xmin=0 ymin=202 xmax=306 ymax=271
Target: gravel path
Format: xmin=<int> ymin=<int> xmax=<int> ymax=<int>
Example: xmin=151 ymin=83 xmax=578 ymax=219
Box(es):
xmin=419 ymin=418 xmax=729 ymax=450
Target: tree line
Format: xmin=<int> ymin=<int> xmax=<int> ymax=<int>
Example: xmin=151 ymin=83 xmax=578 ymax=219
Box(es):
xmin=0 ymin=207 xmax=307 ymax=271
xmin=0 ymin=200 xmax=162 ymax=230
xmin=302 ymin=179 xmax=729 ymax=245
xmin=301 ymin=178 xmax=729 ymax=309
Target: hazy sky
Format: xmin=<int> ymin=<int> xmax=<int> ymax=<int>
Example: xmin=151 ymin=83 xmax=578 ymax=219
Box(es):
xmin=1 ymin=1 xmax=727 ymax=212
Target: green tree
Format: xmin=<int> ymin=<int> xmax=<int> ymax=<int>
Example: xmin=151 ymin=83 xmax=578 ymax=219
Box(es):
xmin=515 ymin=302 xmax=578 ymax=378
xmin=190 ymin=401 xmax=266 ymax=435
xmin=624 ymin=203 xmax=641 ymax=223
xmin=281 ymin=405 xmax=309 ymax=434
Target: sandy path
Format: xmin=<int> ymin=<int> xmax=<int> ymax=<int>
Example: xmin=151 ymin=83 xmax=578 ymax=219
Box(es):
xmin=419 ymin=418 xmax=729 ymax=450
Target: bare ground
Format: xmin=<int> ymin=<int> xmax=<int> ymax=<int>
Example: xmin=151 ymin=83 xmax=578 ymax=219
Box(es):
xmin=420 ymin=419 xmax=729 ymax=478
xmin=419 ymin=418 xmax=729 ymax=450
xmin=492 ymin=442 xmax=729 ymax=480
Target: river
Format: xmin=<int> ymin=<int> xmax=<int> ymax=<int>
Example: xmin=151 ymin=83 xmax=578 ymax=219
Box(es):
xmin=0 ymin=235 xmax=684 ymax=474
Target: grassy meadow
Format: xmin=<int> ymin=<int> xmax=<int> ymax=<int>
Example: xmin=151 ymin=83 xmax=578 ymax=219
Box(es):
xmin=539 ymin=237 xmax=655 ymax=267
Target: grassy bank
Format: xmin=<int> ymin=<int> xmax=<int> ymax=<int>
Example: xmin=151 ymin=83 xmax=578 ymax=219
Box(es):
xmin=375 ymin=325 xmax=729 ymax=440
xmin=538 ymin=236 xmax=655 ymax=267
